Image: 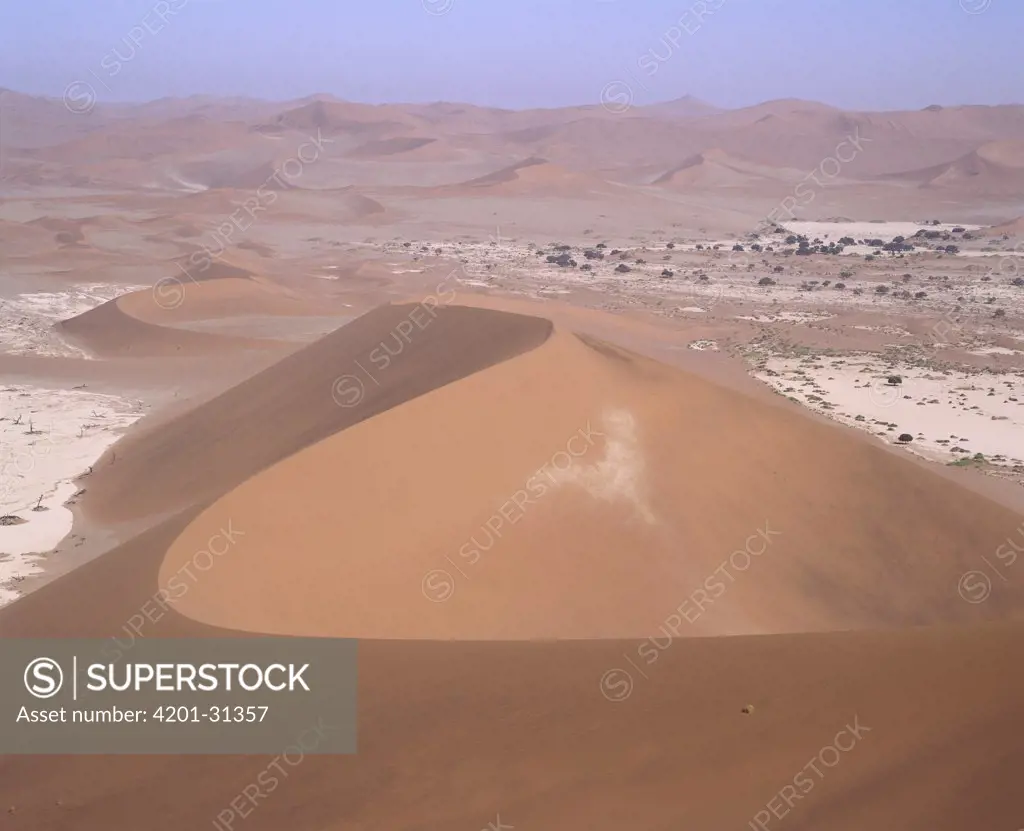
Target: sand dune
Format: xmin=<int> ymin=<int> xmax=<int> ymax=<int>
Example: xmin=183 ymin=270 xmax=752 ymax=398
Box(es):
xmin=55 ymin=290 xmax=285 ymax=359
xmin=441 ymin=157 xmax=618 ymax=197
xmin=268 ymin=99 xmax=417 ymax=138
xmin=652 ymin=148 xmax=800 ymax=189
xmin=116 ymin=276 xmax=324 ymax=325
xmin=149 ymin=307 xmax=1024 ymax=640
xmin=78 ymin=304 xmax=552 ymax=525
xmin=885 ymin=140 xmax=1024 ymax=192
xmin=30 ymin=116 xmax=255 ymax=165
xmin=990 ymin=216 xmax=1024 ymax=236
xmin=345 ymin=136 xmax=439 ymax=158
xmin=0 ymin=218 xmax=70 ymax=256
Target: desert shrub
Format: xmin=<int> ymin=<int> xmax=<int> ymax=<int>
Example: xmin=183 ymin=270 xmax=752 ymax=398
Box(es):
xmin=758 ymin=277 xmax=776 ymax=286
xmin=615 ymin=263 xmax=632 ymax=273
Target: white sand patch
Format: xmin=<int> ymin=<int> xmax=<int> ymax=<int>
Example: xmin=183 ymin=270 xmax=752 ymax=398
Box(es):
xmin=783 ymin=221 xmax=981 ymax=239
xmin=677 ymin=306 xmax=707 ymax=314
xmin=969 ymin=346 xmax=1024 ymax=356
xmin=736 ymin=312 xmax=834 ymax=324
xmin=554 ymin=409 xmax=656 ymax=524
xmin=0 ymin=283 xmax=147 ymax=358
xmin=854 ymin=325 xmax=913 ymax=337
xmin=689 ymin=340 xmax=720 ymax=351
xmin=166 ymin=172 xmax=209 ymax=193
xmin=0 ymin=481 xmax=78 ymax=606
xmin=0 ymin=385 xmax=144 ymax=608
xmin=756 ymin=355 xmax=1024 ymax=466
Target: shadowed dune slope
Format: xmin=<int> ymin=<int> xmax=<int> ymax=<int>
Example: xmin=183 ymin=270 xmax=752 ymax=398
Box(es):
xmin=79 ymin=304 xmax=553 ymax=525
xmin=55 ymin=291 xmax=284 ymax=359
xmin=441 ymin=157 xmax=618 ymax=196
xmin=0 ymin=521 xmax=1021 ymax=831
xmin=161 ymin=322 xmax=1024 ymax=639
xmin=652 ymin=148 xmax=803 ymax=189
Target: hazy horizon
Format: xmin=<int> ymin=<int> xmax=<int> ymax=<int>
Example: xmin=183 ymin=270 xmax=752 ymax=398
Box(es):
xmin=1 ymin=0 xmax=1021 ymax=112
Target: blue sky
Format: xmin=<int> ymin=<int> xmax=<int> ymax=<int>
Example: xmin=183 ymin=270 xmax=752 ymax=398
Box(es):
xmin=1 ymin=0 xmax=1021 ymax=110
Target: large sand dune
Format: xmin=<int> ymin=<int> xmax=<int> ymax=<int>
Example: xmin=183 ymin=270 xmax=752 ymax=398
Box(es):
xmin=885 ymin=140 xmax=1024 ymax=193
xmin=156 ymin=310 xmax=1024 ymax=639
xmin=55 ymin=288 xmax=286 ymax=359
xmin=652 ymin=148 xmax=801 ymax=189
xmin=442 ymin=157 xmax=619 ymax=197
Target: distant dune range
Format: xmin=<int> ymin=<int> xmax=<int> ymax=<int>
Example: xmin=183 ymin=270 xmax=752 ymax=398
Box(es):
xmin=5 ymin=92 xmax=1024 ymax=205
xmin=1 ymin=301 xmax=1023 ymax=830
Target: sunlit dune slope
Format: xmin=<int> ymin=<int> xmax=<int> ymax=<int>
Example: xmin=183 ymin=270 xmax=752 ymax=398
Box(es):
xmin=79 ymin=303 xmax=553 ymax=525
xmin=161 ymin=314 xmax=1024 ymax=639
xmin=117 ymin=275 xmax=325 ymax=325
